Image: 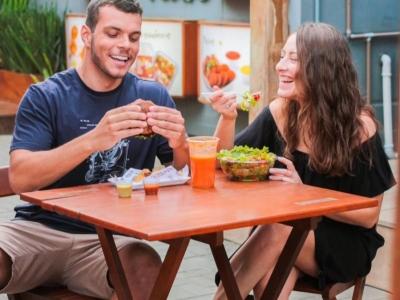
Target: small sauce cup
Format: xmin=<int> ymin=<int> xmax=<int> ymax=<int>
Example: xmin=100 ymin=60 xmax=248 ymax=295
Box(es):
xmin=143 ymin=177 xmax=160 ymax=195
xmin=116 ymin=179 xmax=133 ymax=198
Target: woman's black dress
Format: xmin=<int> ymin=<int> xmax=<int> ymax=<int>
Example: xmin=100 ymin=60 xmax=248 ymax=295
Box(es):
xmin=215 ymin=106 xmax=396 ymax=289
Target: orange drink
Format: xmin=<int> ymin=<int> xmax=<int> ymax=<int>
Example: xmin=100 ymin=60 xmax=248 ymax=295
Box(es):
xmin=190 ymin=156 xmax=217 ymax=189
xmin=187 ymin=136 xmax=219 ymax=189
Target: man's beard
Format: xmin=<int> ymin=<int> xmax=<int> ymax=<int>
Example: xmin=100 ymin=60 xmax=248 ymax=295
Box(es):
xmin=90 ymin=38 xmax=131 ymax=79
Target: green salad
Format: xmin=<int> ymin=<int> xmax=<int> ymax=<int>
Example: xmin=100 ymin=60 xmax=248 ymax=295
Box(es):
xmin=217 ymin=146 xmax=277 ymax=181
xmin=216 ymin=145 xmax=276 ymax=162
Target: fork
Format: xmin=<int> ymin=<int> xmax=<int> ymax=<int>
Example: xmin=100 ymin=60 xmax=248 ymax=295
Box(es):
xmin=200 ymin=91 xmax=261 ymax=98
xmin=109 ymin=174 xmax=120 ymax=182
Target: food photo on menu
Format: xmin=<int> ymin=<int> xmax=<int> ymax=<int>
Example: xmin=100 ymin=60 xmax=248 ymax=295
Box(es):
xmin=153 ymin=52 xmax=178 ymax=89
xmin=66 ymin=16 xmax=87 ymax=68
xmin=134 ymin=43 xmax=155 ymax=80
xmin=131 ymin=44 xmax=178 ymax=91
xmin=202 ymin=53 xmax=237 ymax=90
xmin=198 ymin=44 xmax=257 ymax=110
xmin=201 ymin=48 xmax=253 ymax=93
xmin=199 ymin=22 xmax=251 ymax=94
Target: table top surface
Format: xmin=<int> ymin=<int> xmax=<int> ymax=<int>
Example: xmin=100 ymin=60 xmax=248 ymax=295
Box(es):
xmin=20 ymin=171 xmax=378 ymax=241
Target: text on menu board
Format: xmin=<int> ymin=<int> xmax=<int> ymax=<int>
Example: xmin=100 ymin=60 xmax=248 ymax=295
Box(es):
xmin=142 ymin=30 xmax=171 ymax=40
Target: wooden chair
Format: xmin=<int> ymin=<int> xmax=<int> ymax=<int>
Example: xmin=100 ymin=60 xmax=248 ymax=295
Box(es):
xmin=0 ymin=166 xmax=101 ymax=300
xmin=293 ymin=275 xmax=366 ymax=300
xmin=245 ymin=275 xmax=365 ymax=300
xmin=219 ymin=224 xmax=367 ymax=300
xmin=239 ymin=224 xmax=366 ymax=300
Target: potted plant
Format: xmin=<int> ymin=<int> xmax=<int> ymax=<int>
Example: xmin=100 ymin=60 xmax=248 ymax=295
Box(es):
xmin=0 ymin=0 xmax=66 ymax=104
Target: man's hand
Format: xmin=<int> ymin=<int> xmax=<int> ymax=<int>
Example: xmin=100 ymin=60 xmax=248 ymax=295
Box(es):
xmin=86 ymin=104 xmax=148 ymax=152
xmin=145 ymin=105 xmax=187 ymax=149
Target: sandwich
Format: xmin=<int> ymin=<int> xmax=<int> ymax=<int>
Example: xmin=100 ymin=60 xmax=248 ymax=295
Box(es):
xmin=134 ymin=99 xmax=157 ymax=139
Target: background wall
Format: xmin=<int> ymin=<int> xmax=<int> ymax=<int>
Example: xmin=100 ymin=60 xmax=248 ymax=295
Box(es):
xmin=35 ymin=0 xmax=89 ymax=15
xmin=36 ymin=0 xmax=399 ymax=148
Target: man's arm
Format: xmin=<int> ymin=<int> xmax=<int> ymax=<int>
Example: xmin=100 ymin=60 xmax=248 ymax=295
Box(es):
xmin=171 ymin=144 xmax=190 ymax=170
xmin=9 ymin=104 xmax=147 ymax=194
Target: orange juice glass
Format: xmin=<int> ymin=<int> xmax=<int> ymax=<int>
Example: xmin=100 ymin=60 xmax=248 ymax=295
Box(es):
xmin=187 ymin=136 xmax=219 ymax=189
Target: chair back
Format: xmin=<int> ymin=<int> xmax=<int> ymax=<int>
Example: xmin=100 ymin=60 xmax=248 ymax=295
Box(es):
xmin=0 ymin=166 xmax=14 ymax=197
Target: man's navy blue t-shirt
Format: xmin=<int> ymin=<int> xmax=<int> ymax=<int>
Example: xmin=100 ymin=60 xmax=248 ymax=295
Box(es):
xmin=10 ymin=69 xmax=175 ymax=233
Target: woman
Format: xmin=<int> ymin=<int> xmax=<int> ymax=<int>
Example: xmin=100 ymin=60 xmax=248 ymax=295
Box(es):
xmin=209 ymin=22 xmax=396 ymax=300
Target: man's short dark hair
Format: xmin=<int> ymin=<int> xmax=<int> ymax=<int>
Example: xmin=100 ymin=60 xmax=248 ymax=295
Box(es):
xmin=86 ymin=0 xmax=143 ymax=32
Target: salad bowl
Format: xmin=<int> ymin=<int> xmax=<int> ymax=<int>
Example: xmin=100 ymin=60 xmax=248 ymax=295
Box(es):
xmin=217 ymin=146 xmax=277 ymax=181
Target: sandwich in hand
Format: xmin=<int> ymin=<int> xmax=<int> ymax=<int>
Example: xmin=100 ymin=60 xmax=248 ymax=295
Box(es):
xmin=134 ymin=99 xmax=157 ymax=139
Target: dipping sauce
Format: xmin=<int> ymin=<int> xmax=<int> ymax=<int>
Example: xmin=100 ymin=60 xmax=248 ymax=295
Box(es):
xmin=117 ymin=183 xmax=132 ymax=198
xmin=144 ymin=184 xmax=159 ymax=195
xmin=143 ymin=177 xmax=160 ymax=195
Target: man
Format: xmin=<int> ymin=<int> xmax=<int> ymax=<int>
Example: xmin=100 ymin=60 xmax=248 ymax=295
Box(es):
xmin=1 ymin=0 xmax=190 ymax=299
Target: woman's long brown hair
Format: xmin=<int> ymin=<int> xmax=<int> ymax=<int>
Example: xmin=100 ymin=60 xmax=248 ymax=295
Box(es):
xmin=282 ymin=23 xmax=377 ymax=176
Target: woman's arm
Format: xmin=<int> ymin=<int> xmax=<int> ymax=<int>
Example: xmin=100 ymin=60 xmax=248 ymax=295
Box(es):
xmin=269 ymin=157 xmax=384 ymax=229
xmin=325 ymin=194 xmax=383 ymax=228
xmin=326 ymin=114 xmax=384 ymax=228
xmin=209 ymin=86 xmax=238 ymax=152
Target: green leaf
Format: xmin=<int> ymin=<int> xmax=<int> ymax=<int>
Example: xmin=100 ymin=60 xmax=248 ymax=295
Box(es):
xmin=30 ymin=74 xmax=41 ymax=83
xmin=0 ymin=1 xmax=66 ymax=78
xmin=216 ymin=145 xmax=276 ymax=163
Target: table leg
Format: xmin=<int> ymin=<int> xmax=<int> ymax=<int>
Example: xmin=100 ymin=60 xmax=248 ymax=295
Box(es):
xmin=193 ymin=233 xmax=242 ymax=300
xmin=149 ymin=237 xmax=191 ymax=300
xmin=260 ymin=217 xmax=322 ymax=300
xmin=96 ymin=226 xmax=133 ymax=300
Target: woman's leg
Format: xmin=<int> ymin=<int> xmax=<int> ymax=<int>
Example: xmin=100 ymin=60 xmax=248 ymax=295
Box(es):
xmin=253 ymin=266 xmax=302 ymax=300
xmin=213 ymin=223 xmax=319 ymax=300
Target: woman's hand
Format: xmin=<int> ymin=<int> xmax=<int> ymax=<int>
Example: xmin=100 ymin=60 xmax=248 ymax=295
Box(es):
xmin=209 ymin=86 xmax=238 ymax=119
xmin=269 ymin=156 xmax=302 ymax=184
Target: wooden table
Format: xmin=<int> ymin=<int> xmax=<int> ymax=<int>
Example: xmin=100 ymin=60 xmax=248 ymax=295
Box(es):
xmin=20 ymin=171 xmax=378 ymax=300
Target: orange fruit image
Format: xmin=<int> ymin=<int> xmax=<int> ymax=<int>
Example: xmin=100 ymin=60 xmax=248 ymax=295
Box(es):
xmin=80 ymin=47 xmax=85 ymax=60
xmin=226 ymin=51 xmax=240 ymax=60
xmin=71 ymin=25 xmax=78 ymax=40
xmin=70 ymin=41 xmax=77 ymax=56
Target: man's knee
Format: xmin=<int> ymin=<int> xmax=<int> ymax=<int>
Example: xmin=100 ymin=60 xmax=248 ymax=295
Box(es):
xmin=119 ymin=242 xmax=162 ymax=271
xmin=106 ymin=243 xmax=162 ymax=299
xmin=0 ymin=248 xmax=12 ymax=289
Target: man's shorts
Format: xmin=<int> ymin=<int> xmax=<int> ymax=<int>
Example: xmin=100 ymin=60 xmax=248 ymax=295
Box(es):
xmin=0 ymin=220 xmax=141 ymax=299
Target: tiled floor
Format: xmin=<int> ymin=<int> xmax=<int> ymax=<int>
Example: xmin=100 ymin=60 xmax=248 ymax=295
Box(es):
xmin=0 ymin=134 xmax=394 ymax=299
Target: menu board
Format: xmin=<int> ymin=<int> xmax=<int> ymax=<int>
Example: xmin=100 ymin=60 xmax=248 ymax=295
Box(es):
xmin=130 ymin=20 xmax=197 ymax=97
xmin=198 ymin=22 xmax=250 ymax=93
xmin=65 ymin=14 xmax=87 ymax=69
xmin=65 ymin=16 xmax=197 ymax=97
